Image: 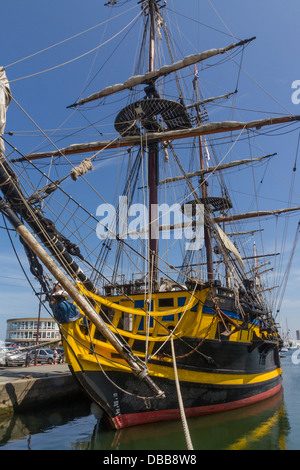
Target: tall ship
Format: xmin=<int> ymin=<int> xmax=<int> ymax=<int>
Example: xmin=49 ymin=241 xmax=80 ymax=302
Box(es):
xmin=0 ymin=0 xmax=299 ymax=432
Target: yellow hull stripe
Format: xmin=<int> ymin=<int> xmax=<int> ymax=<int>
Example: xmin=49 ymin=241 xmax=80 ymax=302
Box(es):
xmin=71 ymin=351 xmax=281 ymax=386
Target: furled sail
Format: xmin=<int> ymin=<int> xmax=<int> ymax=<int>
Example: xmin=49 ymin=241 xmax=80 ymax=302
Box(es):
xmin=68 ymin=37 xmax=255 ymax=107
xmin=0 ymin=67 xmax=11 ymax=160
xmin=156 ymin=206 xmax=300 ymax=232
xmin=159 ymin=154 xmax=276 ymax=186
xmin=14 ymin=116 xmax=300 ymax=162
xmin=213 ymin=206 xmax=300 ymax=223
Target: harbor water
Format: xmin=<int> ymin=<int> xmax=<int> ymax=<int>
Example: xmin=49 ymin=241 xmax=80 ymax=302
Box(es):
xmin=0 ymin=352 xmax=299 ymax=451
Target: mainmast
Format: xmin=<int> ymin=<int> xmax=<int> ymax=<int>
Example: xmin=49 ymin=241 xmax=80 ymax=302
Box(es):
xmin=147 ymin=0 xmax=159 ymax=285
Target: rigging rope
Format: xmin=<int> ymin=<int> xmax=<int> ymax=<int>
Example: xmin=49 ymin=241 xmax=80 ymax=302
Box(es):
xmin=170 ymin=333 xmax=194 ymax=451
xmin=5 ymin=4 xmax=139 ymax=69
xmin=275 ymin=221 xmax=300 ymax=317
xmin=8 ymin=8 xmax=145 ymax=83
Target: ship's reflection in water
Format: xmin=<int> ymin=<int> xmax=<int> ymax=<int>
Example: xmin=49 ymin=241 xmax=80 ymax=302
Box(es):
xmin=90 ymin=389 xmax=290 ymax=451
xmin=0 ymin=388 xmax=291 ymax=450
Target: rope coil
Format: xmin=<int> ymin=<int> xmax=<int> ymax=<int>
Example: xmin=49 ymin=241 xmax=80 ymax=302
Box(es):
xmin=70 ymin=158 xmax=93 ymax=181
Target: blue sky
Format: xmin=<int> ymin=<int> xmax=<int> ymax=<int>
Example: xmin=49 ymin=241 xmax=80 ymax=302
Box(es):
xmin=0 ymin=0 xmax=300 ymax=341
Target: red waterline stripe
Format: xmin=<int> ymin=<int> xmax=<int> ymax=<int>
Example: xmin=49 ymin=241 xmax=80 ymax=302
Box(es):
xmin=112 ymin=381 xmax=283 ymax=429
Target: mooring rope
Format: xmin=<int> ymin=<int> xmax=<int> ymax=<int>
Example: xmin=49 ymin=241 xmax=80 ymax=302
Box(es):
xmin=170 ymin=334 xmax=194 ymax=451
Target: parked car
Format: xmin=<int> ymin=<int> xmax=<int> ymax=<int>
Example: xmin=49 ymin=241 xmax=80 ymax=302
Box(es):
xmin=5 ymin=350 xmax=28 ymax=367
xmin=30 ymin=348 xmax=61 ymax=364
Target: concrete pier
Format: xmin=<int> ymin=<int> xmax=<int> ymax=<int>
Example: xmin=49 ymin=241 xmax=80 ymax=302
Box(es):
xmin=0 ymin=363 xmax=84 ymax=417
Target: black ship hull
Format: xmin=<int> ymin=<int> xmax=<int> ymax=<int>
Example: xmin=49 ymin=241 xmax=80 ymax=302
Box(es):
xmin=66 ymin=330 xmax=282 ymax=429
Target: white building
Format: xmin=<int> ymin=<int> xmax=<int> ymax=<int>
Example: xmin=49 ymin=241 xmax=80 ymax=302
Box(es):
xmin=6 ymin=318 xmax=61 ymax=346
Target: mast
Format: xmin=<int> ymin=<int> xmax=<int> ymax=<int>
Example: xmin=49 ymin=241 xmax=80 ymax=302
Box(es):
xmin=147 ymin=0 xmax=159 ymax=284
xmin=194 ymin=71 xmax=213 ymax=281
